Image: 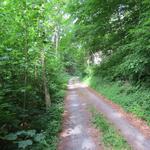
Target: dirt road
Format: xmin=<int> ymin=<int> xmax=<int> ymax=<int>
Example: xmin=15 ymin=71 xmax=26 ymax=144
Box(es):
xmin=58 ymin=80 xmax=150 ymax=150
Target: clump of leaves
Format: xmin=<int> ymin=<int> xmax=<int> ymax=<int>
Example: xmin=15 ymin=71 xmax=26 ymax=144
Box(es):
xmin=2 ymin=130 xmax=46 ymax=149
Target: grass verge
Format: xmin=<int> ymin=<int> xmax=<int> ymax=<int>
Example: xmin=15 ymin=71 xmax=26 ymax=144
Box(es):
xmin=84 ymin=76 xmax=150 ymax=126
xmin=90 ymin=108 xmax=131 ymax=150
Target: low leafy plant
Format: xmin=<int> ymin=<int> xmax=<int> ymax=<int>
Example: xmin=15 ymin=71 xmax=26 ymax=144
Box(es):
xmin=2 ymin=130 xmax=46 ymax=149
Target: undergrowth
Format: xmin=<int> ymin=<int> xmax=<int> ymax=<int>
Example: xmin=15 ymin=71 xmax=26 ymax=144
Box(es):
xmin=85 ymin=76 xmax=150 ymax=126
xmin=31 ymin=102 xmax=64 ymax=150
xmin=90 ymin=108 xmax=131 ymax=150
xmin=1 ymin=92 xmax=65 ymax=150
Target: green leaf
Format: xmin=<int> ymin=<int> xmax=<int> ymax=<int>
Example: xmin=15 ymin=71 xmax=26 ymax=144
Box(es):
xmin=4 ymin=133 xmax=17 ymax=141
xmin=34 ymin=133 xmax=45 ymax=142
xmin=26 ymin=130 xmax=36 ymax=137
xmin=17 ymin=140 xmax=33 ymax=149
xmin=16 ymin=130 xmax=36 ymax=137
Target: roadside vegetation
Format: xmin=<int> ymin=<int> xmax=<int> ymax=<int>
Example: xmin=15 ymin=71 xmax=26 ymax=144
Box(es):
xmin=85 ymin=76 xmax=150 ymax=126
xmin=90 ymin=108 xmax=131 ymax=150
xmin=0 ymin=0 xmax=68 ymax=149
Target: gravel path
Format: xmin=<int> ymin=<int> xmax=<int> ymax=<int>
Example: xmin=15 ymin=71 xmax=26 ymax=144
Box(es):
xmin=58 ymin=80 xmax=150 ymax=150
xmin=58 ymin=80 xmax=102 ymax=150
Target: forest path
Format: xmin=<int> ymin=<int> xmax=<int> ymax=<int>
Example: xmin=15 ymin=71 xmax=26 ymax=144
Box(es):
xmin=58 ymin=79 xmax=150 ymax=150
xmin=58 ymin=79 xmax=102 ymax=150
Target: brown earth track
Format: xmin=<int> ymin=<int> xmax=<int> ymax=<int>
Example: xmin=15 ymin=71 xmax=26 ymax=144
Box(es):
xmin=58 ymin=80 xmax=150 ymax=150
xmin=58 ymin=81 xmax=103 ymax=150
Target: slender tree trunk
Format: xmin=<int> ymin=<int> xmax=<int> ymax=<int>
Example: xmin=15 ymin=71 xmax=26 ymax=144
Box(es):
xmin=39 ymin=0 xmax=51 ymax=110
xmin=41 ymin=49 xmax=51 ymax=110
xmin=23 ymin=0 xmax=28 ymax=120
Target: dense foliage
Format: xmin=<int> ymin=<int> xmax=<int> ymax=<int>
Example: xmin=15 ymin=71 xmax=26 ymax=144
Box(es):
xmin=0 ymin=0 xmax=68 ymax=149
xmin=67 ymin=0 xmax=150 ymax=84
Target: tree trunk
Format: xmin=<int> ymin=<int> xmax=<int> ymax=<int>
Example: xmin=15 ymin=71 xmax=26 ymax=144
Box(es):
xmin=41 ymin=49 xmax=51 ymax=110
